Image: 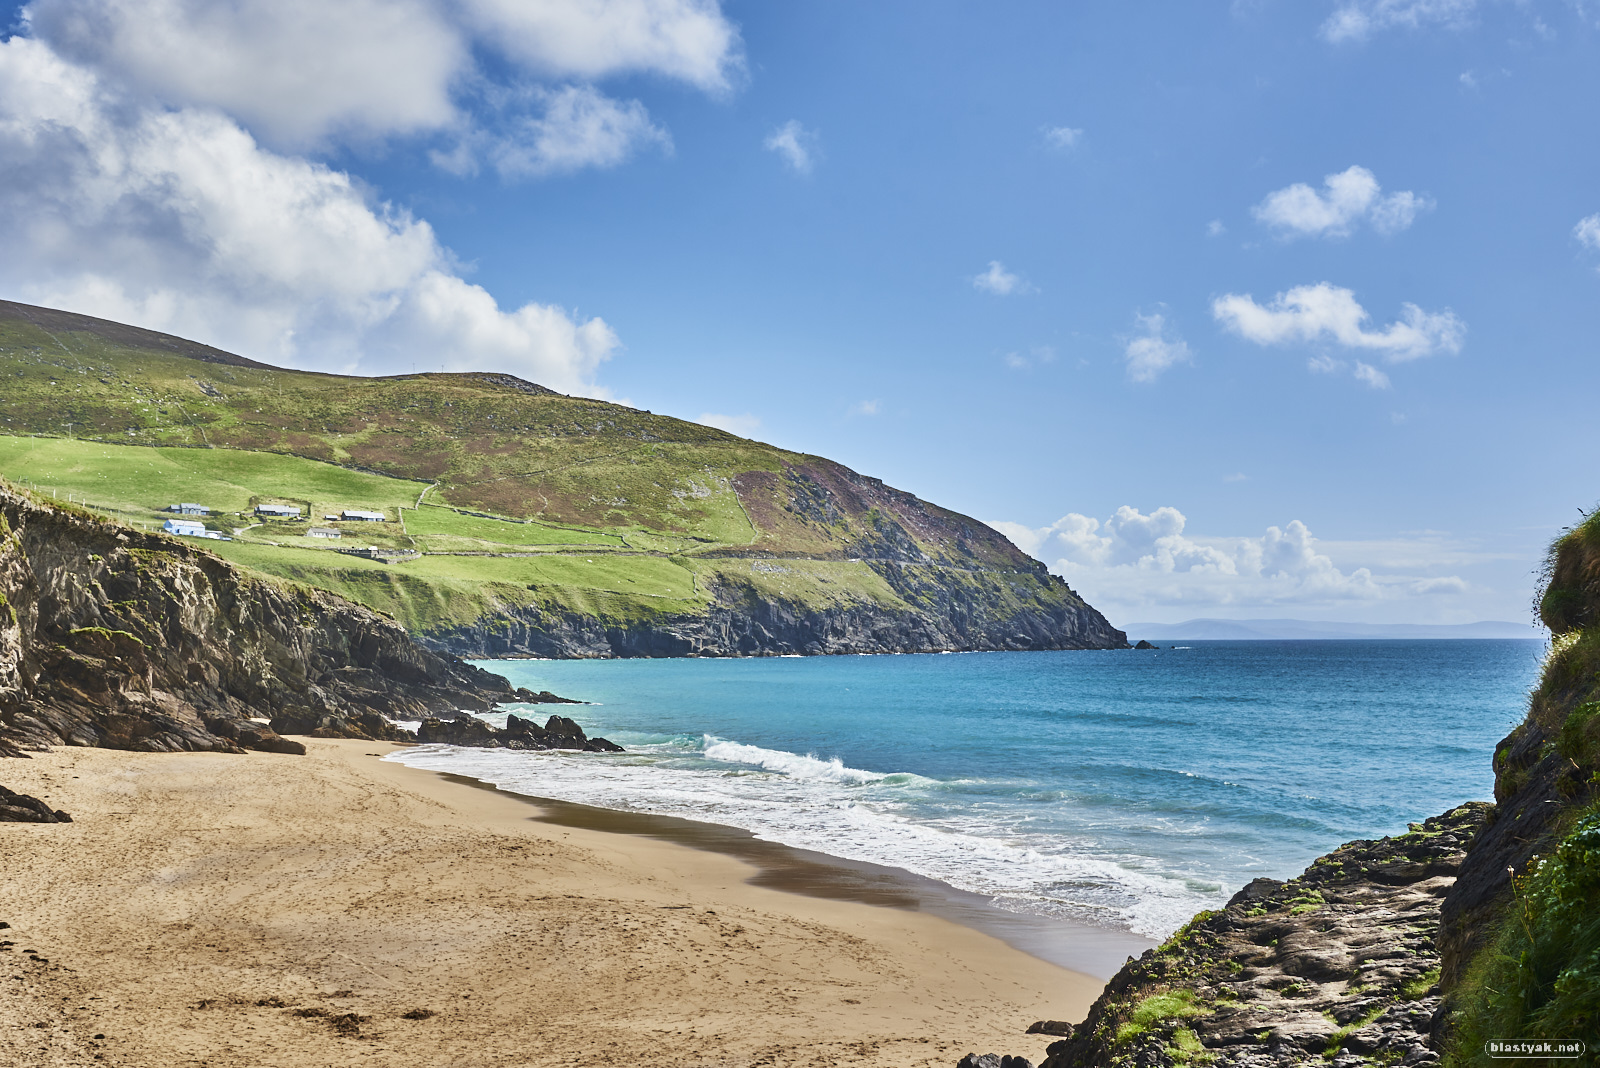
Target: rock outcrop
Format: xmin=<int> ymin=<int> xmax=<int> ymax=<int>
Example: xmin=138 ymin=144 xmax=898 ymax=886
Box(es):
xmin=1037 ymin=804 xmax=1492 ymax=1068
xmin=417 ymin=712 xmax=623 ymax=752
xmin=0 ymin=783 xmax=71 ymax=822
xmin=0 ymin=484 xmax=521 ymax=755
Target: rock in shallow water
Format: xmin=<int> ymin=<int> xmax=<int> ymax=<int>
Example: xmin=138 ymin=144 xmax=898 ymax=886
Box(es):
xmin=417 ymin=712 xmax=622 ymax=752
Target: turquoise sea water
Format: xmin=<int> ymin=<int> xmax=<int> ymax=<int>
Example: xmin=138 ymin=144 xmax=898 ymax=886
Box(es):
xmin=388 ymin=640 xmax=1544 ymax=938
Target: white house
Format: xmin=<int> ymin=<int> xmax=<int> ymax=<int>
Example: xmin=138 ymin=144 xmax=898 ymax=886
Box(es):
xmin=308 ymin=527 xmax=341 ymax=539
xmin=341 ymin=510 xmax=386 ymax=522
xmin=255 ymin=504 xmax=300 ymax=517
xmin=162 ymin=519 xmax=226 ymax=540
xmin=168 ymin=503 xmax=209 ymax=515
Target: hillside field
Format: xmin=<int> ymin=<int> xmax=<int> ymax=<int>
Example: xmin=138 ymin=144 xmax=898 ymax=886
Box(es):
xmin=0 ymin=300 xmax=1123 ymax=655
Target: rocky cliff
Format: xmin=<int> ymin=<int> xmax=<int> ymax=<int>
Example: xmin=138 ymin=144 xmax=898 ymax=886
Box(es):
xmin=421 ymin=556 xmax=1124 ymax=658
xmin=0 ymin=483 xmax=524 ymax=756
xmin=1018 ymin=510 xmax=1600 ymax=1068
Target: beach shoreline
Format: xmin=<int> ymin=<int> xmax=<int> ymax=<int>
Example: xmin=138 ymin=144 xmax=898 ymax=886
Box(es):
xmin=428 ymin=766 xmax=1155 ymax=979
xmin=1 ymin=739 xmax=1108 ymax=1067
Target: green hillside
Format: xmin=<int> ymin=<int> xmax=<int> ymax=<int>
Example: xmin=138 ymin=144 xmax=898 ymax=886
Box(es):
xmin=0 ymin=299 xmax=1126 ymax=656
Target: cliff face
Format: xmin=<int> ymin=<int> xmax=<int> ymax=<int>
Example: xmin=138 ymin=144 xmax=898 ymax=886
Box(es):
xmin=421 ymin=558 xmax=1125 ymax=658
xmin=0 ymin=485 xmax=518 ymax=756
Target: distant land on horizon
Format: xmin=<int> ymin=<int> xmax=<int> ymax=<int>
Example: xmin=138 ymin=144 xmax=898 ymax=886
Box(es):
xmin=1122 ymin=618 xmax=1542 ymax=641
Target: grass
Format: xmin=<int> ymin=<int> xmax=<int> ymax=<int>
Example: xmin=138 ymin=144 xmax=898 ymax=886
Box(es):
xmin=1114 ymin=990 xmax=1211 ymax=1046
xmin=1444 ymin=806 xmax=1600 ymax=1066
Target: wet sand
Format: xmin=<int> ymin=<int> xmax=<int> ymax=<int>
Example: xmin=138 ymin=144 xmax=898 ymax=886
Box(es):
xmin=0 ymin=739 xmax=1112 ymax=1068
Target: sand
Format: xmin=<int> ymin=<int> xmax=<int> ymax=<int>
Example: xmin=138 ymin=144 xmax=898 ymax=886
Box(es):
xmin=0 ymin=740 xmax=1107 ymax=1068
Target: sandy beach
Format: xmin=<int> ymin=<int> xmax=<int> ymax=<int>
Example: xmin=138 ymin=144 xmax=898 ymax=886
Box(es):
xmin=1 ymin=740 xmax=1106 ymax=1068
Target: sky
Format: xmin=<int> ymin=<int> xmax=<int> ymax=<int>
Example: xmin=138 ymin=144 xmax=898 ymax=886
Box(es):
xmin=1 ymin=0 xmax=1596 ymax=629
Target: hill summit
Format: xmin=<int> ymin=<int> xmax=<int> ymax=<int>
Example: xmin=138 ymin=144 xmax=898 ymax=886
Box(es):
xmin=0 ymin=299 xmax=1126 ymax=656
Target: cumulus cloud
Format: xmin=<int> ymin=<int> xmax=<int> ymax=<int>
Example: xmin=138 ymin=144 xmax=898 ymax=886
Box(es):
xmin=850 ymin=400 xmax=880 ymax=416
xmin=1321 ymin=0 xmax=1479 ymax=42
xmin=24 ymin=0 xmax=741 ymax=151
xmin=1576 ymin=214 xmax=1600 ymax=254
xmin=1041 ymin=125 xmax=1083 ymax=150
xmin=458 ymin=0 xmax=743 ymax=91
xmin=1123 ymin=312 xmax=1191 ymax=383
xmin=972 ymin=261 xmax=1034 ymax=296
xmin=0 ymin=36 xmax=618 ymax=393
xmin=451 ymin=84 xmax=672 ymax=179
xmin=764 ymin=120 xmax=818 ymax=174
xmin=698 ymin=412 xmax=760 ymax=436
xmin=1353 ymin=361 xmax=1391 ymax=389
xmin=988 ymin=506 xmax=1473 ymax=615
xmin=1253 ymin=166 xmax=1432 ymax=238
xmin=1213 ymin=282 xmax=1464 ymax=362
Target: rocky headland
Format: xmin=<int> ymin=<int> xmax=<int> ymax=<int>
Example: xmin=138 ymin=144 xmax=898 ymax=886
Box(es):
xmin=0 ymin=483 xmax=528 ymax=755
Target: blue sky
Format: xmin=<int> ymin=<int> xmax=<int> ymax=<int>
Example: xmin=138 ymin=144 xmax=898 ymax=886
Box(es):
xmin=1 ymin=0 xmax=1595 ymax=627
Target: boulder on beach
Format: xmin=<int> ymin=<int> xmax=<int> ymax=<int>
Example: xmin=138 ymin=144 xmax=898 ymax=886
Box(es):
xmin=0 ymin=785 xmax=72 ymax=823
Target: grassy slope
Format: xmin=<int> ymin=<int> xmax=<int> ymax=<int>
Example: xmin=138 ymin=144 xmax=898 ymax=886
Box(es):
xmin=1440 ymin=513 xmax=1600 ymax=1062
xmin=0 ymin=302 xmax=1087 ymax=642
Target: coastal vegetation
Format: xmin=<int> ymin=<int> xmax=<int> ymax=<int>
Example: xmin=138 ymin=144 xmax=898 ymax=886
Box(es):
xmin=0 ymin=301 xmax=1125 ymax=656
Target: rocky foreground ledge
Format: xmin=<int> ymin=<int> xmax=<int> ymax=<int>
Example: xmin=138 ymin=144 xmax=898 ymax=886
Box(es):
xmin=1023 ymin=803 xmax=1491 ymax=1068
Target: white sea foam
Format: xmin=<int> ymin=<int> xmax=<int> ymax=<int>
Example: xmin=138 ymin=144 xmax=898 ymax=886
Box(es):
xmin=386 ymin=733 xmax=1225 ymax=937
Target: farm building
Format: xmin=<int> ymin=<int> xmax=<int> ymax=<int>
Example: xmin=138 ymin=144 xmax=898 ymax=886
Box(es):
xmin=168 ymin=503 xmax=209 ymax=515
xmin=162 ymin=518 xmax=226 ymax=540
xmin=255 ymin=504 xmax=300 ymax=518
xmin=341 ymin=510 xmax=386 ymax=521
xmin=308 ymin=527 xmax=341 ymax=539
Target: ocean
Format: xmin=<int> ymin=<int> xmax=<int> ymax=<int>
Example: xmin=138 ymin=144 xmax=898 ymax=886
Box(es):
xmin=387 ymin=640 xmax=1544 ymax=943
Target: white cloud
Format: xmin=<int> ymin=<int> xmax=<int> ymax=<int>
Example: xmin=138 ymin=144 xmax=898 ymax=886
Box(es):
xmin=462 ymin=84 xmax=672 ymax=179
xmin=850 ymin=399 xmax=881 ymax=416
xmin=25 ymin=0 xmax=465 ymax=148
xmin=1213 ymin=282 xmax=1464 ymax=361
xmin=1353 ymin=361 xmax=1392 ymax=389
xmin=1207 ymin=219 xmax=1226 ymax=237
xmin=1123 ymin=312 xmax=1191 ymax=383
xmin=1002 ymin=346 xmax=1056 ymax=371
xmin=1321 ymin=0 xmax=1479 ymax=43
xmin=1223 ymin=472 xmax=1249 ymax=483
xmin=698 ymin=412 xmax=760 ymax=436
xmin=972 ymin=260 xmax=1034 ymax=296
xmin=764 ymin=120 xmax=818 ymax=174
xmin=1253 ymin=165 xmax=1432 ymax=238
xmin=988 ymin=506 xmax=1474 ymax=616
xmin=1576 ymin=213 xmax=1600 ymax=253
xmin=0 ymin=36 xmax=617 ymax=393
xmin=458 ymin=0 xmax=743 ymax=91
xmin=24 ymin=0 xmax=741 ymax=151
xmin=1041 ymin=125 xmax=1083 ymax=150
